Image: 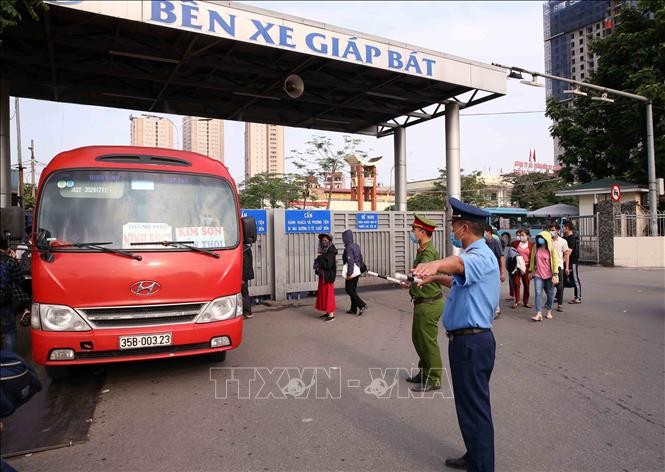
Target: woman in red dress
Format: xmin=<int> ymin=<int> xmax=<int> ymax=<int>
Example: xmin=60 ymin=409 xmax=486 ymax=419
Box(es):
xmin=314 ymin=233 xmax=338 ymax=322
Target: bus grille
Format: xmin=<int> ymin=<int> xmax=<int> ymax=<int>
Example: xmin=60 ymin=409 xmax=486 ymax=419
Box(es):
xmin=79 ymin=303 xmax=205 ymax=328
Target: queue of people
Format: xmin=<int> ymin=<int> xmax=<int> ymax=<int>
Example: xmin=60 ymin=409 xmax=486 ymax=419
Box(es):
xmin=490 ymin=221 xmax=581 ymax=321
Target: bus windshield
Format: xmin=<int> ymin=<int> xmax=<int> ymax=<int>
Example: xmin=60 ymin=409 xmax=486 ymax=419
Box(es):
xmin=37 ymin=170 xmax=239 ymax=250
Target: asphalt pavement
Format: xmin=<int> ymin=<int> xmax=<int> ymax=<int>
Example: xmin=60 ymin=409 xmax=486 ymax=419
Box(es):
xmin=5 ymin=266 xmax=665 ymax=472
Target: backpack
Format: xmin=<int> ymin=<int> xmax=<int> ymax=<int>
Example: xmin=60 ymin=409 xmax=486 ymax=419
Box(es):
xmin=0 ymin=350 xmax=42 ymax=418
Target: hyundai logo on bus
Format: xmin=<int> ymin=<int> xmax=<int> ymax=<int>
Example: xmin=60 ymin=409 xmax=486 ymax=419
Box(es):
xmin=149 ymin=1 xmax=437 ymax=78
xmin=130 ymin=280 xmax=161 ymax=296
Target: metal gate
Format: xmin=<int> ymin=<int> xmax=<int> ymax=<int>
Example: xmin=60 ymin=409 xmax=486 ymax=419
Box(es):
xmin=247 ymin=210 xmax=448 ymax=300
xmin=567 ymin=215 xmax=599 ymax=264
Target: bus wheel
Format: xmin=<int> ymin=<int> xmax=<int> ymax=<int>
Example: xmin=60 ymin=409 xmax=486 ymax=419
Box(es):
xmin=208 ymin=351 xmax=227 ymax=363
xmin=46 ymin=365 xmax=73 ymax=381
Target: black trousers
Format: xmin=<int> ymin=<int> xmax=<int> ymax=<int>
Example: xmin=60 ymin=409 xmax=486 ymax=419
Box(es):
xmin=571 ymin=263 xmax=582 ymax=300
xmin=449 ymin=331 xmax=496 ymax=472
xmin=344 ymin=276 xmax=366 ymax=313
xmin=241 ymin=280 xmax=251 ymax=315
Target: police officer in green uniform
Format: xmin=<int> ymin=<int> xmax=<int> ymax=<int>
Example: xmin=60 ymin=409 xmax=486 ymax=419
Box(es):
xmin=405 ymin=214 xmax=444 ymax=392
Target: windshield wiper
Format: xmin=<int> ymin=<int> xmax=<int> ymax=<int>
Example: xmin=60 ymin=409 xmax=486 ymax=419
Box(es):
xmin=130 ymin=240 xmax=220 ymax=259
xmin=57 ymin=242 xmax=143 ymax=261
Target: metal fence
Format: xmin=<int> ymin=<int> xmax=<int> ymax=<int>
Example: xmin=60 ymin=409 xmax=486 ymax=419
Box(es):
xmin=565 ymin=215 xmax=599 ymax=264
xmin=248 ymin=210 xmax=448 ymax=300
xmin=614 ymin=214 xmax=665 ymax=237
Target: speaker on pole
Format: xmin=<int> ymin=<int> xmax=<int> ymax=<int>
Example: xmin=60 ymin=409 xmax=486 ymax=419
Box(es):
xmin=283 ymin=74 xmax=304 ymax=98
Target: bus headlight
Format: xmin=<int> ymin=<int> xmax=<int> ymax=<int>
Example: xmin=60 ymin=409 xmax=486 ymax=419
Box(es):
xmin=196 ymin=294 xmax=240 ymax=323
xmin=38 ymin=304 xmax=91 ymax=331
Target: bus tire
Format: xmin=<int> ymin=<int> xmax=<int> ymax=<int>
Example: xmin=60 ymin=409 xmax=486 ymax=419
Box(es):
xmin=46 ymin=365 xmax=73 ymax=381
xmin=208 ymin=351 xmax=227 ymax=363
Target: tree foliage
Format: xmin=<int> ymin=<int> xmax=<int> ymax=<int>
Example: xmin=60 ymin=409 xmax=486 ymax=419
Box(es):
xmin=290 ymin=135 xmax=369 ymax=209
xmin=502 ymin=172 xmax=574 ymax=210
xmin=0 ymin=0 xmax=47 ymax=35
xmin=385 ymin=168 xmax=489 ymax=211
xmin=546 ymin=0 xmax=665 ymax=185
xmin=239 ymin=173 xmax=306 ymax=209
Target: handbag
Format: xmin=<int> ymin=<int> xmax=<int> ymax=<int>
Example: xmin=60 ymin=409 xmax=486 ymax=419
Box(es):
xmin=358 ymin=260 xmax=368 ymax=274
xmin=563 ymin=271 xmax=576 ymax=288
xmin=342 ymin=263 xmax=361 ymax=278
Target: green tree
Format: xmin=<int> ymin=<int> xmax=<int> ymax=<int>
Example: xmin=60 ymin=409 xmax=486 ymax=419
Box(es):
xmin=502 ymin=172 xmax=574 ymax=210
xmin=384 ymin=168 xmax=489 ymax=210
xmin=290 ymin=135 xmax=369 ymax=209
xmin=434 ymin=169 xmax=490 ymax=207
xmin=1 ymin=0 xmax=47 ymax=34
xmin=20 ymin=184 xmax=36 ymax=211
xmin=239 ymin=173 xmax=306 ymax=209
xmin=546 ymin=0 xmax=665 ymax=185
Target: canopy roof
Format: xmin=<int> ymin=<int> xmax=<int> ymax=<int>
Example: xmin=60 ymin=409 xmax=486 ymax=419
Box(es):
xmin=0 ymin=0 xmax=506 ymax=137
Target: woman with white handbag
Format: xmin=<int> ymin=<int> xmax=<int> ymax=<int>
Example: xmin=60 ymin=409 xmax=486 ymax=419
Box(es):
xmin=341 ymin=229 xmax=367 ymax=316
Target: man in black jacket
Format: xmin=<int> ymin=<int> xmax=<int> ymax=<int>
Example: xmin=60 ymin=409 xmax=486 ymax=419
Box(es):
xmin=241 ymin=244 xmax=255 ymax=319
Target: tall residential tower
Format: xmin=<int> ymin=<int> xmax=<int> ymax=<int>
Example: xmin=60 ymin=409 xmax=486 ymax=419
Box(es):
xmin=130 ymin=115 xmax=174 ymax=148
xmin=244 ymin=123 xmax=284 ymax=181
xmin=183 ymin=117 xmax=224 ymax=162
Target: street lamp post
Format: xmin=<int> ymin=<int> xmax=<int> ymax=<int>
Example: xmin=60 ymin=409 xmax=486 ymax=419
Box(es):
xmin=494 ymin=63 xmax=659 ymax=237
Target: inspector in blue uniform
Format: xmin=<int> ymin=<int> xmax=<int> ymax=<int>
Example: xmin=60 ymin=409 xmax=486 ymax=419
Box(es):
xmin=412 ymin=197 xmax=499 ymax=472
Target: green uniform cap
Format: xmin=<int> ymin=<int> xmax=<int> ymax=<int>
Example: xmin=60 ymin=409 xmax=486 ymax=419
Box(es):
xmin=412 ymin=214 xmax=437 ymax=232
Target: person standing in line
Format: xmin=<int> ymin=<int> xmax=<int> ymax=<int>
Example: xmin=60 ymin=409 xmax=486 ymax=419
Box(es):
xmin=562 ymin=221 xmax=582 ymax=304
xmin=412 ymin=198 xmax=499 ymax=472
xmin=501 ymin=233 xmax=516 ymax=302
xmin=241 ymin=243 xmax=255 ymax=319
xmin=529 ymin=231 xmax=559 ymax=322
xmin=405 ymin=215 xmax=444 ymax=393
xmin=511 ymin=229 xmax=534 ymax=309
xmin=484 ymin=226 xmax=505 ymax=320
xmin=341 ymin=229 xmax=367 ymax=316
xmin=547 ymin=222 xmax=571 ymax=312
xmin=314 ymin=233 xmax=338 ymax=322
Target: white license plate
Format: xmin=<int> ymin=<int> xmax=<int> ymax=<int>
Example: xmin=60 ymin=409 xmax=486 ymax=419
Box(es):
xmin=119 ymin=333 xmax=172 ymax=350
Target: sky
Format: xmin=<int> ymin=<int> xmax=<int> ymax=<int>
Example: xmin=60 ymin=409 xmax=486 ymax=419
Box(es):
xmin=8 ymin=0 xmax=553 ymax=187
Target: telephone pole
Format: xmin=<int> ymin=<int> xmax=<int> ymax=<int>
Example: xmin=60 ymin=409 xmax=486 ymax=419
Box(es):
xmin=15 ymin=97 xmax=24 ymax=207
xmin=28 ymin=139 xmax=36 ymax=198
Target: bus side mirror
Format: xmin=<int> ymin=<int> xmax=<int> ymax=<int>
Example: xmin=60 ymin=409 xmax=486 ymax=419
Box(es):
xmin=36 ymin=229 xmax=51 ymax=250
xmin=242 ymin=217 xmax=257 ymax=245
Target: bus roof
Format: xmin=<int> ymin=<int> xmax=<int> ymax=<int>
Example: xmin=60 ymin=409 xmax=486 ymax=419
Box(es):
xmin=483 ymin=207 xmax=528 ymax=216
xmin=39 ymin=146 xmax=235 ymax=188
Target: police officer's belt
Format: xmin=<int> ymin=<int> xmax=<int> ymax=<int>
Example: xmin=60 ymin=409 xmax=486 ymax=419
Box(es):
xmin=446 ymin=327 xmax=490 ymax=340
xmin=412 ymin=292 xmax=443 ymax=305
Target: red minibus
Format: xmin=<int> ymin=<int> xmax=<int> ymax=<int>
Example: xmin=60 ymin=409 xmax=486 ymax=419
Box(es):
xmin=30 ymin=146 xmax=255 ymax=379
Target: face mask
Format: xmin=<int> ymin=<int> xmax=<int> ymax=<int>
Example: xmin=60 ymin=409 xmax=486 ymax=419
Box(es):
xmin=536 ymin=236 xmax=546 ymax=246
xmin=450 ymin=226 xmax=464 ymax=249
xmin=550 ymin=231 xmax=557 ymax=238
xmin=409 ymin=232 xmax=419 ymax=244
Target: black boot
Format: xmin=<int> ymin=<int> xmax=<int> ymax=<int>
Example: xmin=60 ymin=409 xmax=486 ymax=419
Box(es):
xmin=444 ymin=453 xmax=468 ymax=470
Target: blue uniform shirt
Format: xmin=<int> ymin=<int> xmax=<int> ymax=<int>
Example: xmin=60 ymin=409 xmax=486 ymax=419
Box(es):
xmin=442 ymin=238 xmax=500 ymax=331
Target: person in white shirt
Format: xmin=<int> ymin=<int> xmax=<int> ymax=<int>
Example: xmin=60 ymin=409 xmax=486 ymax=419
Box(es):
xmin=547 ymin=223 xmax=572 ymax=312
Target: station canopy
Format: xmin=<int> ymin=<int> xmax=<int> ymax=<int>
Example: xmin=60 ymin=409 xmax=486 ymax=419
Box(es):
xmin=1 ymin=0 xmax=507 ymax=137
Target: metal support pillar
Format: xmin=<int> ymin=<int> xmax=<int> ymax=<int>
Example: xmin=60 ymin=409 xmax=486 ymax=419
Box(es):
xmin=0 ymin=80 xmax=11 ymax=208
xmin=445 ymin=102 xmax=461 ymax=255
xmin=394 ymin=127 xmax=407 ymax=212
xmin=646 ymin=102 xmax=658 ymax=236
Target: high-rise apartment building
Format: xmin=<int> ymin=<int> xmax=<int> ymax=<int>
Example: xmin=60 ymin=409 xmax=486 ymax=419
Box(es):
xmin=130 ymin=115 xmax=174 ymax=149
xmin=183 ymin=117 xmax=224 ymax=162
xmin=544 ymin=0 xmax=634 ymax=101
xmin=543 ymin=0 xmax=635 ymax=161
xmin=244 ymin=123 xmax=284 ymax=181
